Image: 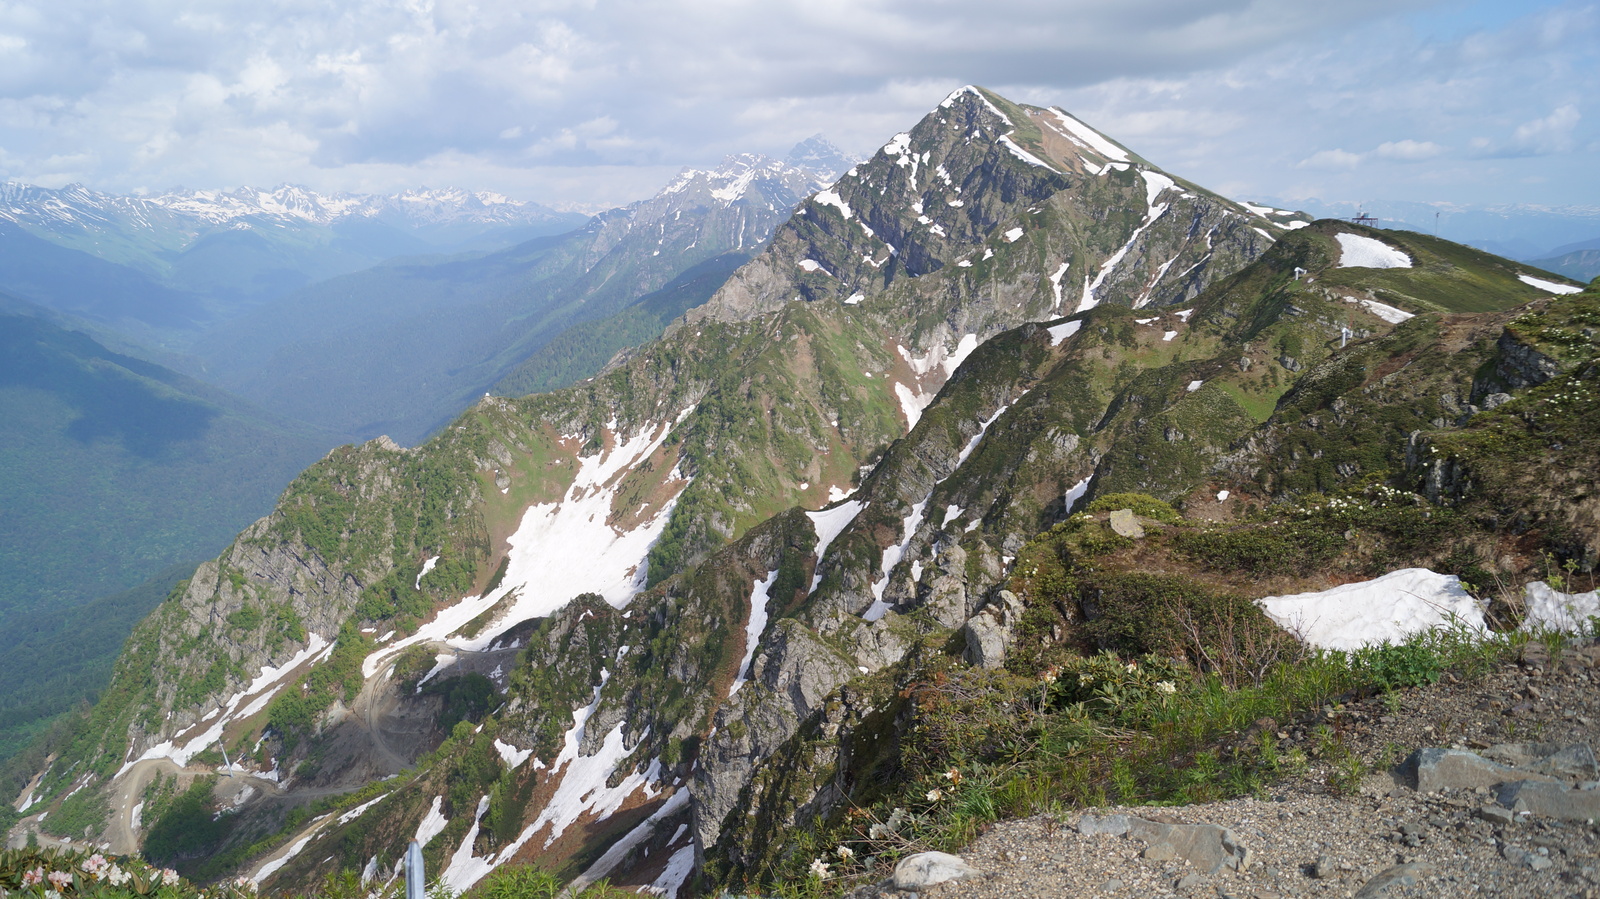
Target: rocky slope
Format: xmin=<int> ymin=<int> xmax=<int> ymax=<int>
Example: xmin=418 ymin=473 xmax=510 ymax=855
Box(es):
xmin=864 ymin=641 xmax=1600 ymax=899
xmin=7 ymin=86 xmax=1594 ymax=899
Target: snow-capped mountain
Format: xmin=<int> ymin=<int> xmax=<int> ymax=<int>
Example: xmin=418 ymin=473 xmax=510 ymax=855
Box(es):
xmin=12 ymin=85 xmax=1595 ymax=899
xmin=784 ymin=133 xmax=856 ymax=182
xmin=0 ymin=181 xmax=574 ymax=232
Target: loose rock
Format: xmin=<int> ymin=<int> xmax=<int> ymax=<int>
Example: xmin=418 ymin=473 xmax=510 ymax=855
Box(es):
xmin=893 ymin=852 xmax=979 ymax=891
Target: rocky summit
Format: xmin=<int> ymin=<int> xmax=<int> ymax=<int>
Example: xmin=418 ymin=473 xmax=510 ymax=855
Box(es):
xmin=4 ymin=85 xmax=1596 ymax=899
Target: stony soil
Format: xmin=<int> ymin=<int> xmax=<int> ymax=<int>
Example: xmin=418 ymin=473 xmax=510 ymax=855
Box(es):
xmin=853 ymin=639 xmax=1600 ymax=899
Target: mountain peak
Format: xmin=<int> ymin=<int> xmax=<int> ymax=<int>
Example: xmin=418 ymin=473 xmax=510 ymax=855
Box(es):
xmin=654 ymin=153 xmax=824 ymax=208
xmin=785 ymin=134 xmax=854 ymax=182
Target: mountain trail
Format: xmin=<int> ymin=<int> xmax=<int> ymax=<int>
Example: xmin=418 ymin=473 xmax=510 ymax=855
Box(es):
xmin=853 ymin=642 xmax=1600 ymax=898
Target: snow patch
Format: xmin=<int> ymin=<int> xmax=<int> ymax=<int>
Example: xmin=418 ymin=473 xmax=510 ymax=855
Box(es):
xmin=1047 ymin=320 xmax=1082 ymax=347
xmin=1521 ymin=582 xmax=1600 ymax=633
xmin=1518 ymin=274 xmax=1583 ymax=295
xmin=1003 ymin=227 xmax=1024 ymax=243
xmin=940 ymin=85 xmax=1014 ymax=127
xmin=1049 ymin=262 xmax=1071 ymax=310
xmin=493 ymin=739 xmax=534 ymax=769
xmin=798 ymin=259 xmax=832 ymax=276
xmin=415 ymin=556 xmax=439 ymax=590
xmin=941 ymin=504 xmax=963 ymax=528
xmin=571 ymin=790 xmax=692 ymax=898
xmin=439 ymin=796 xmax=495 ymax=893
xmin=415 ymin=796 xmax=450 ymax=847
xmin=843 ymin=292 xmax=865 ymax=305
xmin=998 ymin=135 xmax=1054 ymax=170
xmin=254 ymin=832 xmax=316 ymax=886
xmin=121 ymin=634 xmax=334 ymax=777
xmin=1139 ymin=171 xmax=1175 ymax=210
xmin=528 ymin=685 xmax=658 ymax=848
xmin=1335 ymin=233 xmax=1412 ymax=269
xmin=1079 ymin=195 xmax=1170 ymax=311
xmin=1217 ymin=490 xmax=1231 ymax=502
xmin=1064 ymin=476 xmax=1091 ymax=514
xmin=1256 ymin=569 xmax=1485 ymax=651
xmin=730 ymin=569 xmax=779 ymax=695
xmin=1162 ymin=330 xmax=1178 ymax=342
xmin=1186 ymin=380 xmax=1204 ymax=392
xmin=337 ymin=794 xmax=388 ymax=826
xmin=1347 ymin=296 xmax=1414 ymax=324
xmin=894 ymin=382 xmax=928 ymax=429
xmin=1240 ymin=201 xmax=1285 ymax=218
xmin=1044 ymin=109 xmax=1130 ymax=162
xmin=813 ymin=189 xmax=853 ymax=220
xmin=807 ymin=501 xmax=867 ymax=594
xmin=646 ymin=845 xmax=697 ymax=898
xmin=366 ymin=413 xmax=691 ymax=676
xmin=867 ymin=499 xmax=928 ymax=621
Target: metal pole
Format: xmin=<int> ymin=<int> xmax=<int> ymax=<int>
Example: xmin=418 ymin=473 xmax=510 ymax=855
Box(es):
xmin=218 ymin=742 xmax=233 ymax=776
xmin=405 ymin=840 xmax=425 ymax=899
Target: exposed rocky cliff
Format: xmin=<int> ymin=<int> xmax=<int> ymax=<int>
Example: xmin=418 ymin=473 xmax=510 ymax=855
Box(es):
xmin=10 ymin=88 xmax=1593 ymax=899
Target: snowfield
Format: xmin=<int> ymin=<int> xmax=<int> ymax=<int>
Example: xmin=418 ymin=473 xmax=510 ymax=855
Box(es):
xmin=1518 ymin=274 xmax=1583 ymax=295
xmin=1335 ymin=233 xmax=1412 ymax=269
xmin=1256 ymin=569 xmax=1486 ymax=651
xmin=363 ymin=412 xmax=693 ymax=679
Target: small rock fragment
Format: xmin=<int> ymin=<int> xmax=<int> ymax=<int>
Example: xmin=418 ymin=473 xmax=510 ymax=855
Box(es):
xmin=1477 ymin=804 xmax=1515 ymax=826
xmin=1352 ymin=862 xmax=1434 ymax=898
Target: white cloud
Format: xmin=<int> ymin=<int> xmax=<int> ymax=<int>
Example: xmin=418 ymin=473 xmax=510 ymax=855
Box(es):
xmin=1513 ymin=104 xmax=1581 ymax=154
xmin=1374 ymin=139 xmax=1445 ymax=161
xmin=0 ymin=0 xmax=1589 ymax=211
xmin=1299 ymin=148 xmax=1365 ymax=169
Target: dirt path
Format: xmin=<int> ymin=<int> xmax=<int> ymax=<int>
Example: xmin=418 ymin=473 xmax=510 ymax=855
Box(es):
xmin=106 ymin=758 xmax=293 ymax=855
xmin=99 ymin=636 xmax=520 ymax=866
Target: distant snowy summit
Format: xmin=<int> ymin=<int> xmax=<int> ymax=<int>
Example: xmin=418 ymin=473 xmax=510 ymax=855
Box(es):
xmin=0 ymin=181 xmax=576 ymax=231
xmin=785 ymin=134 xmax=855 ymax=183
xmin=655 ymin=137 xmax=856 ymax=208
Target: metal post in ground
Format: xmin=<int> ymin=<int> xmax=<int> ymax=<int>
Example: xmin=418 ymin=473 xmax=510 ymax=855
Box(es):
xmin=406 ymin=840 xmax=425 ymax=899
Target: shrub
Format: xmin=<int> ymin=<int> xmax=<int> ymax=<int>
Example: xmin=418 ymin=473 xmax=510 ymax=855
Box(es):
xmin=1085 ymin=492 xmax=1183 ymax=524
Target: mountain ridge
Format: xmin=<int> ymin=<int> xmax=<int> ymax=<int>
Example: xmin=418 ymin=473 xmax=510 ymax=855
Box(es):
xmin=5 ymin=88 xmax=1593 ymax=899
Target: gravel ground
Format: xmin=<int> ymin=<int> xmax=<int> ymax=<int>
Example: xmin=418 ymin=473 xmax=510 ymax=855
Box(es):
xmin=856 ymin=639 xmax=1600 ymax=899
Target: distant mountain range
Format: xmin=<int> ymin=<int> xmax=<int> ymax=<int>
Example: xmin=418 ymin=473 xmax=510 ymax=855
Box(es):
xmin=189 ymin=149 xmax=843 ymax=443
xmin=0 ymin=140 xmax=852 ymax=769
xmin=1272 ymin=196 xmax=1600 ymax=263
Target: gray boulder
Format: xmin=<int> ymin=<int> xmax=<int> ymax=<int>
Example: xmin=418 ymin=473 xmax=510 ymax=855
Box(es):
xmin=963 ymin=590 xmax=1024 ymax=669
xmin=893 ymin=851 xmax=979 ymax=890
xmin=1496 ymin=779 xmax=1600 ymax=822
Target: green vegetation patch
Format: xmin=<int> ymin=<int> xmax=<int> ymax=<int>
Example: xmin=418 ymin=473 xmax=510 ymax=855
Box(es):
xmin=142 ymin=777 xmax=239 ymax=875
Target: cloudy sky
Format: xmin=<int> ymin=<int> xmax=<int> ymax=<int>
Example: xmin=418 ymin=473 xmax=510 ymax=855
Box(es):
xmin=0 ymin=0 xmax=1594 ymax=213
